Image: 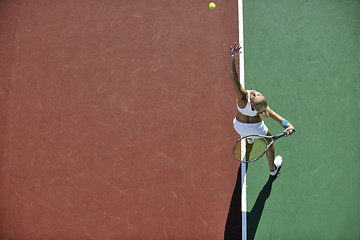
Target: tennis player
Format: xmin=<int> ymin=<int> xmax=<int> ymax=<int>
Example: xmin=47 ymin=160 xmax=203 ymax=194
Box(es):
xmin=229 ymin=42 xmax=295 ymax=176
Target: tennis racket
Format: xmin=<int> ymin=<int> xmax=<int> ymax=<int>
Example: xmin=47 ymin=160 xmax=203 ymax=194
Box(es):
xmin=233 ymin=129 xmax=295 ymax=163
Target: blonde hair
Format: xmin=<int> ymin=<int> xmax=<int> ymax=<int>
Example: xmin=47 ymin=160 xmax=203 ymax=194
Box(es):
xmin=253 ymin=96 xmax=269 ymax=118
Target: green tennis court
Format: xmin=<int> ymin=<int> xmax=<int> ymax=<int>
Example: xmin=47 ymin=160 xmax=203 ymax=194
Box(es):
xmin=243 ymin=0 xmax=360 ymax=239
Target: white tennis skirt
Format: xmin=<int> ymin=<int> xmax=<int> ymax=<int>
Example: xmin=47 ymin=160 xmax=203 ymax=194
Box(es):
xmin=233 ymin=118 xmax=269 ymax=143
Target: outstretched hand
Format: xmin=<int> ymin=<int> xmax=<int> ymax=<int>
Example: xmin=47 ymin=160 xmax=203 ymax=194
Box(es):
xmin=229 ymin=42 xmax=242 ymax=58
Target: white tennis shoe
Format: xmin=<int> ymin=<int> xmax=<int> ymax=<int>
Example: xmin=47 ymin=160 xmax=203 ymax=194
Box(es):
xmin=270 ymin=155 xmax=283 ymax=176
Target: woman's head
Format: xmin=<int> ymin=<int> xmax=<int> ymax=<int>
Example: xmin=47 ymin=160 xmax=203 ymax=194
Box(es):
xmin=249 ymin=90 xmax=268 ymax=113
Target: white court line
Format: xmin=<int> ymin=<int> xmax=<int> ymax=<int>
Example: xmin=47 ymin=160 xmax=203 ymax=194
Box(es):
xmin=238 ymin=0 xmax=247 ymax=239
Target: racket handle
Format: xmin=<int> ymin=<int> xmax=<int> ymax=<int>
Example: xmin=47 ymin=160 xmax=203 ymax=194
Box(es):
xmin=285 ymin=128 xmax=295 ymax=136
xmin=275 ymin=129 xmax=295 ymax=140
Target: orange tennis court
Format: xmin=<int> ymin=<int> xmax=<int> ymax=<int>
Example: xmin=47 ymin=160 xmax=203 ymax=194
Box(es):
xmin=0 ymin=1 xmax=239 ymax=239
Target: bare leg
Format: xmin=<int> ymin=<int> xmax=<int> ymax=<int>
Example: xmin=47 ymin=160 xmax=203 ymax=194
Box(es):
xmin=246 ymin=141 xmax=253 ymax=161
xmin=266 ymin=142 xmax=275 ymax=171
xmin=259 ymin=130 xmax=276 ymax=171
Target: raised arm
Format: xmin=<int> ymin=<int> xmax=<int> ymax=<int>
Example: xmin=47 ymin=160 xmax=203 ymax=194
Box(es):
xmin=266 ymin=107 xmax=295 ymax=136
xmin=229 ymin=43 xmax=247 ymax=102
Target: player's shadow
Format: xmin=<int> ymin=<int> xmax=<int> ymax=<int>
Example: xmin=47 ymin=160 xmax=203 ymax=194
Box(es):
xmin=224 ymin=165 xmax=279 ymax=240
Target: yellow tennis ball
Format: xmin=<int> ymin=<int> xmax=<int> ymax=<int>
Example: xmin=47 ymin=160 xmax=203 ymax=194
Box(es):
xmin=209 ymin=2 xmax=216 ymax=9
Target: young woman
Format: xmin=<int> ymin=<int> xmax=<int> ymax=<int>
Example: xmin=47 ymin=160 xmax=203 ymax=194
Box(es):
xmin=229 ymin=42 xmax=295 ymax=176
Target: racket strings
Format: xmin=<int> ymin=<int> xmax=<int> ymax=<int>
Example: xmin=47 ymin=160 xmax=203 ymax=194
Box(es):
xmin=233 ymin=136 xmax=274 ymax=163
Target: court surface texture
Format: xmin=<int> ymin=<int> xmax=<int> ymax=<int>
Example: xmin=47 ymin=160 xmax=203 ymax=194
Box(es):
xmin=0 ymin=1 xmax=359 ymax=239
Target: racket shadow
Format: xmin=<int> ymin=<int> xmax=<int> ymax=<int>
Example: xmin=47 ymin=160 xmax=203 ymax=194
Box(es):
xmin=224 ymin=165 xmax=281 ymax=240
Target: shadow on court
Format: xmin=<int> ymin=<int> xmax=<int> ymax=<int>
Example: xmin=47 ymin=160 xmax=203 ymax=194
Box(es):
xmin=224 ymin=165 xmax=279 ymax=240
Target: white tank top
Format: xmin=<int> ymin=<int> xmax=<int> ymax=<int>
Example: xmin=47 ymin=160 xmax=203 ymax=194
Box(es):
xmin=237 ymin=90 xmax=258 ymax=117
